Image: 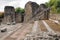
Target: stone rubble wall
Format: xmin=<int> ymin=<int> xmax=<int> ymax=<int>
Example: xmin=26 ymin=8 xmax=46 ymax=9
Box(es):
xmin=24 ymin=1 xmax=39 ymax=22
xmin=4 ymin=6 xmax=15 ymax=24
xmin=24 ymin=2 xmax=50 ymax=22
xmin=15 ymin=13 xmax=22 ymax=23
xmin=3 ymin=6 xmax=23 ymax=24
xmin=1 ymin=1 xmax=50 ymax=23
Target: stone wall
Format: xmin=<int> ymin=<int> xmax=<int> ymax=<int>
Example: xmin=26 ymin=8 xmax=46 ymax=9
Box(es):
xmin=15 ymin=12 xmax=22 ymax=23
xmin=24 ymin=1 xmax=39 ymax=22
xmin=33 ymin=4 xmax=49 ymax=20
xmin=24 ymin=3 xmax=50 ymax=22
xmin=2 ymin=6 xmax=24 ymax=24
xmin=2 ymin=2 xmax=50 ymax=23
xmin=4 ymin=6 xmax=15 ymax=24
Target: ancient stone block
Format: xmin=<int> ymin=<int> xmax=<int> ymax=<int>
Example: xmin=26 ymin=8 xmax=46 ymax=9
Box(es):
xmin=1 ymin=28 xmax=7 ymax=32
xmin=33 ymin=4 xmax=50 ymax=20
xmin=24 ymin=1 xmax=39 ymax=22
xmin=4 ymin=6 xmax=15 ymax=24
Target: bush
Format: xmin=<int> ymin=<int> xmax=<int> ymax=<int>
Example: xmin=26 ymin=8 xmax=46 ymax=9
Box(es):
xmin=15 ymin=7 xmax=25 ymax=15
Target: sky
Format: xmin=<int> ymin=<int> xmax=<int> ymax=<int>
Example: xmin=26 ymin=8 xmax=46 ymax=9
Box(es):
xmin=0 ymin=0 xmax=49 ymax=12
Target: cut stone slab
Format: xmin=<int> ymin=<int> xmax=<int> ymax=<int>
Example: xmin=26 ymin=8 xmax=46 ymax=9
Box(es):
xmin=1 ymin=27 xmax=7 ymax=32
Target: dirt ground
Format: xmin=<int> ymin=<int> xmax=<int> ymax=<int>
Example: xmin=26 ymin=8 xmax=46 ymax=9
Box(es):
xmin=45 ymin=20 xmax=60 ymax=32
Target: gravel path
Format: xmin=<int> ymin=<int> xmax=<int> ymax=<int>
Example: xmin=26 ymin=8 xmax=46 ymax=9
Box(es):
xmin=45 ymin=20 xmax=60 ymax=32
xmin=31 ymin=21 xmax=41 ymax=34
xmin=0 ymin=23 xmax=22 ymax=40
xmin=4 ymin=23 xmax=33 ymax=40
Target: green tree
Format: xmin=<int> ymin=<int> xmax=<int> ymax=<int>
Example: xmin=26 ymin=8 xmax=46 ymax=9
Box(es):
xmin=45 ymin=0 xmax=60 ymax=14
xmin=15 ymin=7 xmax=25 ymax=15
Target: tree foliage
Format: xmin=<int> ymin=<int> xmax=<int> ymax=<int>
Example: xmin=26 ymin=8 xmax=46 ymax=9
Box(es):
xmin=15 ymin=7 xmax=25 ymax=15
xmin=45 ymin=0 xmax=60 ymax=14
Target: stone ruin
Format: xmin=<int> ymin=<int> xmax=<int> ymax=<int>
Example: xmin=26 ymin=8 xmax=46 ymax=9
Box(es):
xmin=3 ymin=6 xmax=24 ymax=24
xmin=2 ymin=1 xmax=50 ymax=24
xmin=24 ymin=1 xmax=50 ymax=22
xmin=15 ymin=12 xmax=24 ymax=23
xmin=4 ymin=6 xmax=16 ymax=24
xmin=33 ymin=4 xmax=50 ymax=20
xmin=24 ymin=1 xmax=39 ymax=22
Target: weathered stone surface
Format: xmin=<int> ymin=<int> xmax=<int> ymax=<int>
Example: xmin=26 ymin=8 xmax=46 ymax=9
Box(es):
xmin=39 ymin=4 xmax=47 ymax=10
xmin=1 ymin=28 xmax=7 ymax=32
xmin=15 ymin=12 xmax=22 ymax=23
xmin=24 ymin=2 xmax=50 ymax=22
xmin=4 ymin=6 xmax=15 ymax=24
xmin=24 ymin=1 xmax=39 ymax=22
xmin=3 ymin=6 xmax=24 ymax=24
xmin=33 ymin=4 xmax=50 ymax=20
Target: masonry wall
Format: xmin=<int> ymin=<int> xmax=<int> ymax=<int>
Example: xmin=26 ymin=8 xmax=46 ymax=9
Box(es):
xmin=15 ymin=13 xmax=22 ymax=23
xmin=4 ymin=6 xmax=15 ymax=24
xmin=24 ymin=1 xmax=39 ymax=22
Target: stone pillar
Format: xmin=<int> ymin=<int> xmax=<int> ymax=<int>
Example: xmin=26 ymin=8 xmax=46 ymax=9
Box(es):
xmin=24 ymin=1 xmax=39 ymax=22
xmin=4 ymin=6 xmax=15 ymax=24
